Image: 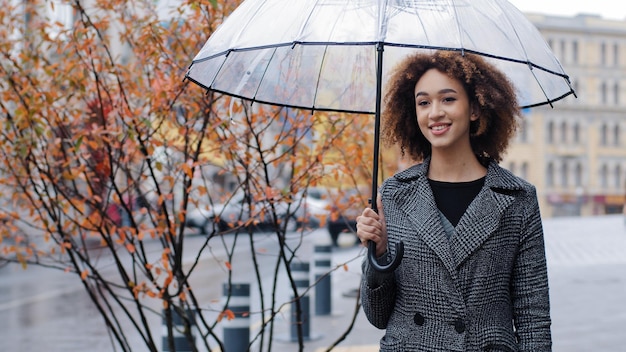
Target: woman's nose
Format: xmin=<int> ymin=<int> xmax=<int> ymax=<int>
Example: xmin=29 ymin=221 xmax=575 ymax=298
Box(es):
xmin=428 ymin=103 xmax=444 ymax=119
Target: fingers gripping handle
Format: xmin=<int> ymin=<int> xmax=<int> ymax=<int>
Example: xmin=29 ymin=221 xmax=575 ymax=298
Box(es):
xmin=367 ymin=197 xmax=404 ymax=273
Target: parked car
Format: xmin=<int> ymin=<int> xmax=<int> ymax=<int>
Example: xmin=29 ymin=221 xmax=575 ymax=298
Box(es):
xmin=186 ymin=192 xmax=299 ymax=234
xmin=326 ymin=189 xmax=366 ymax=247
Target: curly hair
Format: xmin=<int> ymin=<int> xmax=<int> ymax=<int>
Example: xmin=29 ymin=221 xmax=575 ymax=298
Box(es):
xmin=382 ymin=50 xmax=520 ymax=163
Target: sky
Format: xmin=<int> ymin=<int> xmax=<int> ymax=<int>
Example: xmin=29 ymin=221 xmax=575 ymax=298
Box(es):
xmin=508 ymin=0 xmax=626 ymax=21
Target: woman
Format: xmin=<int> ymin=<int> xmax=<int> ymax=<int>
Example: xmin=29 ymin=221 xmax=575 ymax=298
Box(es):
xmin=356 ymin=51 xmax=551 ymax=351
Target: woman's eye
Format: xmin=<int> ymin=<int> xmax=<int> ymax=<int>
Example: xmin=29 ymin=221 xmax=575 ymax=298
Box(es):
xmin=417 ymin=100 xmax=429 ymax=106
xmin=443 ymin=97 xmax=457 ymax=103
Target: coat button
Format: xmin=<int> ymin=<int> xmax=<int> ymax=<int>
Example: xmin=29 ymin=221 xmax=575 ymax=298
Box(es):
xmin=413 ymin=312 xmax=425 ymax=326
xmin=454 ymin=319 xmax=465 ymax=333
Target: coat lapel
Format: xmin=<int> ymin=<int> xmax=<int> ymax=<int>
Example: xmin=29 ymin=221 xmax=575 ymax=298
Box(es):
xmin=390 ymin=159 xmax=458 ymax=278
xmin=450 ymin=162 xmax=523 ymax=267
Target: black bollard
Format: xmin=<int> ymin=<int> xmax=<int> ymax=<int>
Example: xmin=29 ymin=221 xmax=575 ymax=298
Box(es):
xmin=313 ymin=244 xmax=332 ymax=316
xmin=290 ymin=262 xmax=311 ymax=341
xmin=161 ymin=307 xmax=195 ymax=352
xmin=222 ymin=283 xmax=251 ymax=352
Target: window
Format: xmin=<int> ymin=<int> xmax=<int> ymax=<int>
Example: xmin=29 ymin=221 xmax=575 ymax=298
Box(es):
xmin=547 ymin=121 xmax=555 ymax=143
xmin=616 ymin=165 xmax=623 ymax=188
xmin=521 ymin=162 xmax=528 ymax=180
xmin=573 ymin=123 xmax=580 ymax=144
xmin=519 ymin=118 xmax=528 ymax=142
xmin=572 ymin=40 xmax=579 ymax=64
xmin=614 ymin=43 xmax=619 ymax=67
xmin=601 ymin=82 xmax=607 ymax=104
xmin=601 ymin=42 xmax=607 ymax=66
xmin=615 ymin=125 xmax=621 ymax=146
xmin=547 ymin=162 xmax=555 ymax=187
xmin=560 ymin=121 xmax=568 ymax=143
xmin=575 ymin=163 xmax=583 ymax=187
xmin=561 ymin=162 xmax=568 ymax=187
xmin=614 ymin=83 xmax=620 ymax=105
xmin=600 ymin=164 xmax=608 ymax=188
xmin=601 ymin=124 xmax=608 ymax=146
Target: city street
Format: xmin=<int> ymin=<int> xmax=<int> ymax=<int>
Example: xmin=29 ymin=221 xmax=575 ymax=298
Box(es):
xmin=0 ymin=215 xmax=625 ymax=351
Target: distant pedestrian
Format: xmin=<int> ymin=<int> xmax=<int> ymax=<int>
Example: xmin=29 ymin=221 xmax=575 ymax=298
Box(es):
xmin=356 ymin=51 xmax=551 ymax=351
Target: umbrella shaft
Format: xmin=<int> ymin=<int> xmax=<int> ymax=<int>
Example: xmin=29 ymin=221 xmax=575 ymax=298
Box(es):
xmin=371 ymin=43 xmax=384 ymax=213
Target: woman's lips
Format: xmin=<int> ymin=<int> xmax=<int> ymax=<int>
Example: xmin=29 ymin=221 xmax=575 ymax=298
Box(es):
xmin=429 ymin=123 xmax=450 ymax=135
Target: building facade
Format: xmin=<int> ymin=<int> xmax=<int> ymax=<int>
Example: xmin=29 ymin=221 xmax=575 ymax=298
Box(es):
xmin=504 ymin=13 xmax=626 ymax=217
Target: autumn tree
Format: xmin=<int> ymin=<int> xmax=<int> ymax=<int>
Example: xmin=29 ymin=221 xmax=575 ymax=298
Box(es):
xmin=0 ymin=0 xmax=398 ymax=351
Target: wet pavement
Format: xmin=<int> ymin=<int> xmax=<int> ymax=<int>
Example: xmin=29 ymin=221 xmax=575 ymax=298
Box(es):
xmin=1 ymin=215 xmax=625 ymax=351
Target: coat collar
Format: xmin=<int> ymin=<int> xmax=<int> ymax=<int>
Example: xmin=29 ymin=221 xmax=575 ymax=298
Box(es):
xmin=393 ymin=156 xmax=526 ymax=192
xmin=388 ymin=156 xmax=525 ymax=272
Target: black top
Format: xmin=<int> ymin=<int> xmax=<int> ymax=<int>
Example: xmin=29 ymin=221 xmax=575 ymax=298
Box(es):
xmin=428 ymin=177 xmax=485 ymax=227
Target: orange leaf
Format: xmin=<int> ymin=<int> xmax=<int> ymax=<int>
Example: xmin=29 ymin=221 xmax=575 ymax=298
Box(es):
xmin=343 ymin=264 xmax=349 ymax=272
xmin=80 ymin=269 xmax=89 ymax=280
xmin=181 ymin=162 xmax=193 ymax=179
xmin=126 ymin=243 xmax=136 ymax=253
xmin=225 ymin=261 xmax=232 ymax=270
xmin=218 ymin=309 xmax=235 ymax=322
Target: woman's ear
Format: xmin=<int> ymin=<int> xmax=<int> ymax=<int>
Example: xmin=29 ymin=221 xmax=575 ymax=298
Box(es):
xmin=470 ymin=105 xmax=480 ymax=121
xmin=469 ymin=105 xmax=487 ymax=137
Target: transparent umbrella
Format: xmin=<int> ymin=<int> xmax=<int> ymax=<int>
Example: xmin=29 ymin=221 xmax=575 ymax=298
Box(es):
xmin=186 ymin=0 xmax=575 ymax=272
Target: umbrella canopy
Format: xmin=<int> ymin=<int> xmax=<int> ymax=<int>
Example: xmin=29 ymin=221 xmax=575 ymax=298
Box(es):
xmin=186 ymin=0 xmax=575 ymax=113
xmin=186 ymin=0 xmax=575 ymax=272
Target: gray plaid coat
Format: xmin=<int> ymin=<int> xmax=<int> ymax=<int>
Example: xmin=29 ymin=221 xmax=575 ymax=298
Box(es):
xmin=361 ymin=158 xmax=551 ymax=352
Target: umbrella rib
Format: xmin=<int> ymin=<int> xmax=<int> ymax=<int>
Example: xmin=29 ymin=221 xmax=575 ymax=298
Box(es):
xmin=196 ymin=49 xmax=231 ymax=91
xmin=294 ymin=0 xmax=318 ymax=42
xmin=230 ymin=0 xmax=269 ymax=46
xmin=493 ymin=0 xmax=553 ymax=106
xmin=311 ymin=44 xmax=330 ymax=113
xmin=308 ymin=0 xmax=354 ymax=113
xmin=250 ymin=47 xmax=279 ymax=104
xmin=450 ymin=0 xmax=464 ymax=55
xmin=493 ymin=0 xmax=535 ymax=65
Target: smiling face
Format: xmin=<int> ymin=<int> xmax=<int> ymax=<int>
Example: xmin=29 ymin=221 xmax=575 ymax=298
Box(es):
xmin=414 ymin=68 xmax=478 ymax=157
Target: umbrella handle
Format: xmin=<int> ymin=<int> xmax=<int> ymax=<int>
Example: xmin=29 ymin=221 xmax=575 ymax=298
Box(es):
xmin=367 ymin=240 xmax=404 ymax=273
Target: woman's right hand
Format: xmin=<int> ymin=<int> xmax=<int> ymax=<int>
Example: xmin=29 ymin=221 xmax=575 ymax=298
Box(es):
xmin=356 ymin=196 xmax=388 ymax=258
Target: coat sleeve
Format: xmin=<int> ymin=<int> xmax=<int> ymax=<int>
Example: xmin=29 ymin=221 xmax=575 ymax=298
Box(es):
xmin=360 ymin=252 xmax=397 ymax=329
xmin=512 ymin=188 xmax=552 ymax=351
